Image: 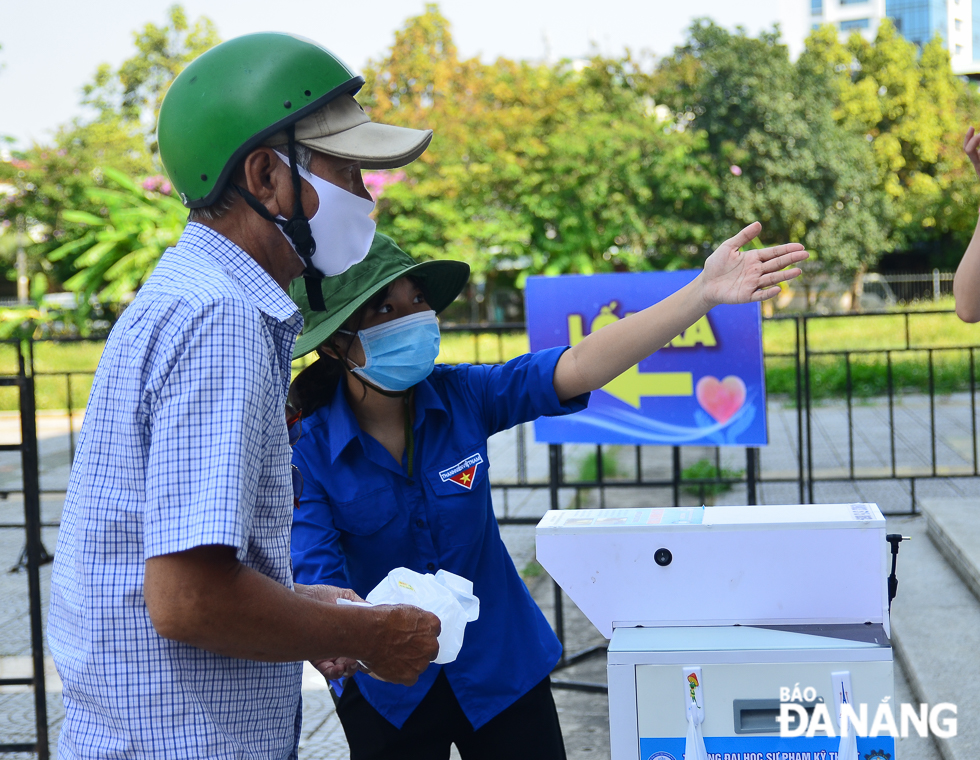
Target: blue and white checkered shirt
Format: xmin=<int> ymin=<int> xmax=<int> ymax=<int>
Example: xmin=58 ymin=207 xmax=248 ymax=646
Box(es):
xmin=49 ymin=223 xmax=305 ymax=759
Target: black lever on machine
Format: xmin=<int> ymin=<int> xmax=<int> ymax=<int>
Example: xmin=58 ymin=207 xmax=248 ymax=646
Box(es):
xmin=886 ymin=534 xmax=910 ymax=613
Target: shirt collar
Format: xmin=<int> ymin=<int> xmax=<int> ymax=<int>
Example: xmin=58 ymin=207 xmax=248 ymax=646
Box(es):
xmin=177 ymin=222 xmax=301 ymax=325
xmin=411 ymin=375 xmax=447 ymax=430
xmin=325 ymin=384 xmax=361 ymax=464
xmin=323 ymin=374 xmax=449 ymax=465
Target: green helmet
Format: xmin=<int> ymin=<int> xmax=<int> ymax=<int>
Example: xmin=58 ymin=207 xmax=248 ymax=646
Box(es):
xmin=158 ymin=33 xmax=363 ymax=208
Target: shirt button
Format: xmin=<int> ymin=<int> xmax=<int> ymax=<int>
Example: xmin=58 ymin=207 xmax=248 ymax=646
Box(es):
xmin=416 ymin=519 xmax=425 ymax=528
xmin=427 ymin=562 xmax=436 ymax=571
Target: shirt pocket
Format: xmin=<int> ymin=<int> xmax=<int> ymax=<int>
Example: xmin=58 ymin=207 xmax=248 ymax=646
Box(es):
xmin=331 ymin=487 xmax=401 ymax=536
xmin=425 ymin=444 xmax=490 ymax=548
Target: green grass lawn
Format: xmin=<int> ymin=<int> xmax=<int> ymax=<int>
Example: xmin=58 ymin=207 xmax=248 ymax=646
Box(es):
xmin=762 ymin=298 xmax=980 ymax=398
xmin=4 ymin=300 xmax=980 ymax=411
xmin=0 ymin=339 xmax=106 ymax=412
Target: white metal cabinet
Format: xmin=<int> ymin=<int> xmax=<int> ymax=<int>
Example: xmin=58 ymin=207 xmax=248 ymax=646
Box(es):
xmin=536 ymin=504 xmax=896 ymax=760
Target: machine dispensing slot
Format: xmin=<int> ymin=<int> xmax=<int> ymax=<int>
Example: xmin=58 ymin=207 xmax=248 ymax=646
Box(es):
xmin=732 ymin=699 xmax=824 ymax=734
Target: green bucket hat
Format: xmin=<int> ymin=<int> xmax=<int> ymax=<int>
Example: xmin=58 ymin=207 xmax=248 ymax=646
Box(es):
xmin=290 ymin=233 xmax=470 ymax=358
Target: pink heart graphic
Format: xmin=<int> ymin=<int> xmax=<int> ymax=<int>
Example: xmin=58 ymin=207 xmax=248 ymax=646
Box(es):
xmin=695 ymin=375 xmax=747 ymax=424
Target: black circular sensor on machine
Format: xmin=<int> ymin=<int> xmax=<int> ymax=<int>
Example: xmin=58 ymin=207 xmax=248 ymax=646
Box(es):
xmin=654 ymin=548 xmax=672 ymax=566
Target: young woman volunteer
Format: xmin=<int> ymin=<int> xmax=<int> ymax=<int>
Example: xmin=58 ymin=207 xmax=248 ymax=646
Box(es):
xmin=288 ymin=228 xmax=806 ymax=760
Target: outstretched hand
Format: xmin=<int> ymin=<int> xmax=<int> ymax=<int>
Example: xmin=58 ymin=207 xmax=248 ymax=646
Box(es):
xmin=699 ymin=222 xmax=808 ymax=308
xmin=964 ymin=127 xmax=980 ymax=181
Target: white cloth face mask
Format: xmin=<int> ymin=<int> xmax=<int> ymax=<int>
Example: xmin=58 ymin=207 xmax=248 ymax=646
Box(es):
xmin=274 ymin=150 xmax=377 ymax=277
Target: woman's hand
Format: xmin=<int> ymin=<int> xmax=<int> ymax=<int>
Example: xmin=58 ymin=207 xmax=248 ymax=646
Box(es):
xmin=295 ymin=583 xmax=366 ymax=681
xmin=310 ymin=655 xmax=362 ymax=680
xmin=294 ymin=582 xmax=363 ymax=605
xmin=954 ymin=129 xmax=980 ymax=321
xmin=698 ymin=221 xmax=807 ymax=309
xmin=965 ymin=127 xmax=980 ymax=179
xmin=965 ymin=128 xmax=980 ymax=181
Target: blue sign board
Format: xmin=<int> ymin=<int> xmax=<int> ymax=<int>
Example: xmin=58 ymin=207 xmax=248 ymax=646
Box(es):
xmin=638 ymin=734 xmax=895 ymax=759
xmin=525 ymin=271 xmax=767 ymax=446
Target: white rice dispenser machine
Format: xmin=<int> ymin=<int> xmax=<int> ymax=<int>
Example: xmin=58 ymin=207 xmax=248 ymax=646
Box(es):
xmin=536 ymin=504 xmax=896 ymax=760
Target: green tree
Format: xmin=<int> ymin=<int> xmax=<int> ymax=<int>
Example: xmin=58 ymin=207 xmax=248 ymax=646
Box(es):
xmin=514 ymin=53 xmax=720 ymax=278
xmin=360 ymin=4 xmax=526 ymax=284
xmin=361 ymin=4 xmax=720 ymax=318
xmin=0 ymin=122 xmax=157 ymax=299
xmin=655 ymin=20 xmax=888 ymax=304
xmin=48 ymin=168 xmax=186 ymax=307
xmin=801 ymin=21 xmax=980 ymax=267
xmin=0 ymin=5 xmax=218 ymax=305
xmin=83 ymin=4 xmax=220 ymax=150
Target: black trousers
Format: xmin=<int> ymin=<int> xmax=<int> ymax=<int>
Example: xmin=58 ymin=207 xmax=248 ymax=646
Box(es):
xmin=334 ymin=670 xmax=567 ymax=760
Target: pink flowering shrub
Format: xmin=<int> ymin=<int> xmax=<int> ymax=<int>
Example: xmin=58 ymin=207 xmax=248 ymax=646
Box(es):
xmin=141 ymin=175 xmax=173 ymax=195
xmin=730 ymin=165 xmax=742 ymax=176
xmin=363 ymin=170 xmax=406 ymax=198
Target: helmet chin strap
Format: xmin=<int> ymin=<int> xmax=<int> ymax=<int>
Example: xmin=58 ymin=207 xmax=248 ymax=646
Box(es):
xmin=232 ymin=125 xmax=327 ymax=310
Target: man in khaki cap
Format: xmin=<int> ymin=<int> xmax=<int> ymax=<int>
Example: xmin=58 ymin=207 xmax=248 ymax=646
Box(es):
xmin=49 ymin=33 xmax=440 ymax=760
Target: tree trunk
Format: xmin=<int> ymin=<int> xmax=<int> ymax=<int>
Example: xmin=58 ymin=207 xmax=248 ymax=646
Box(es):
xmin=849 ymin=266 xmax=867 ymax=313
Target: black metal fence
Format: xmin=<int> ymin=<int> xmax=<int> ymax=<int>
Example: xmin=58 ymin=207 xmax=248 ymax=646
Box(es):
xmin=867 ymin=270 xmax=955 ymax=304
xmin=0 ymin=340 xmax=49 ymax=758
xmin=3 ymin=309 xmax=980 ymax=716
xmin=6 ymin=309 xmax=980 ymax=509
xmin=436 ymin=310 xmax=980 ymax=520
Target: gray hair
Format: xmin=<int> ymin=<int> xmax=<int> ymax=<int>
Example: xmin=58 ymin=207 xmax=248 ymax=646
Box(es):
xmin=188 ymin=143 xmax=313 ymax=222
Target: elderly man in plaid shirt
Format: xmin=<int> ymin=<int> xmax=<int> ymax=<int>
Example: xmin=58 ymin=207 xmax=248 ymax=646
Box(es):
xmin=48 ymin=34 xmax=440 ymax=759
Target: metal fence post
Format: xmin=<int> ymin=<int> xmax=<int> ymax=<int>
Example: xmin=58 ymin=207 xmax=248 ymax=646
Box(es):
xmin=0 ymin=339 xmax=49 ymax=759
xmin=671 ymin=447 xmax=681 ymax=505
xmin=21 ymin=339 xmax=49 ymax=760
xmin=746 ymin=448 xmax=758 ymax=505
xmin=548 ymin=444 xmax=565 ymax=666
xmin=793 ymin=316 xmax=804 ymax=503
xmin=803 ymin=316 xmax=814 ymax=504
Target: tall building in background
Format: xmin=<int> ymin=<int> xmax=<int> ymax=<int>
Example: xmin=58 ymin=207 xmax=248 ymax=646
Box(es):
xmin=806 ymin=0 xmax=980 ymax=74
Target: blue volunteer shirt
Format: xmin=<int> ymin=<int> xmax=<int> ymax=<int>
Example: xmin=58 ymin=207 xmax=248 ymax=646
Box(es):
xmin=291 ymin=348 xmax=589 ymax=730
xmin=48 ymin=224 xmax=305 ymax=759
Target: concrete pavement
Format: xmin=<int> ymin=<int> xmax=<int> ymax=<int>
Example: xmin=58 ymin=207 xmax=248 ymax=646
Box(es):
xmin=894 ymin=500 xmax=980 ymax=760
xmin=2 ymin=393 xmax=976 ymax=757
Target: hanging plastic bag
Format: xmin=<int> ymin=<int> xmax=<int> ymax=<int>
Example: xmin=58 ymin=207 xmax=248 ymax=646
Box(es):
xmin=362 ymin=567 xmax=480 ymax=665
xmin=832 ymin=671 xmax=860 ymax=760
xmin=683 ymin=666 xmax=709 ymax=760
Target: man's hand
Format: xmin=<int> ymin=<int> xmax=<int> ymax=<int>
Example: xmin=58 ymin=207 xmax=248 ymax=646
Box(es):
xmin=144 ymin=545 xmax=438 ymax=674
xmin=698 ymin=221 xmax=807 ymax=308
xmin=361 ymin=604 xmax=440 ymax=686
xmin=965 ymin=127 xmax=980 ymax=181
xmin=294 ymin=585 xmax=440 ymax=685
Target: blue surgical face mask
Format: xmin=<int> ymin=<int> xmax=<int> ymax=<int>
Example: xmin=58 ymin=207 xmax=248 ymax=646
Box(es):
xmin=341 ymin=311 xmax=441 ymax=392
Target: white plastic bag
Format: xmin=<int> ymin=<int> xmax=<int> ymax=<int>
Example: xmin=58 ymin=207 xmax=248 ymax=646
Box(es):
xmin=364 ymin=568 xmax=480 ymax=664
xmin=683 ymin=666 xmax=708 ymax=760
